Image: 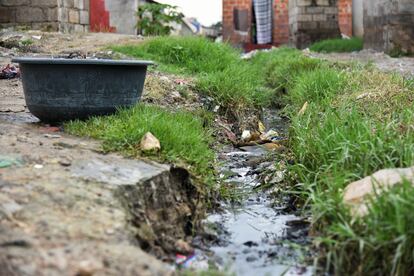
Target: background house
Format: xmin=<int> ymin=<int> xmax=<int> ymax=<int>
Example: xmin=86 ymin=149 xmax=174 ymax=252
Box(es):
xmin=0 ymin=0 xmax=159 ymax=35
xmin=223 ymin=0 xmax=413 ymax=54
xmin=223 ymin=0 xmax=353 ymax=49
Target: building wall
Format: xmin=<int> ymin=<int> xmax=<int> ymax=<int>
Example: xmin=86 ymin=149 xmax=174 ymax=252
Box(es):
xmin=0 ymin=0 xmax=89 ymax=32
xmin=273 ymin=0 xmax=289 ymax=45
xmin=364 ymin=0 xmax=414 ymax=54
xmin=106 ymin=0 xmax=138 ymax=34
xmin=289 ymin=0 xmax=341 ymax=49
xmin=58 ymin=0 xmax=90 ymax=33
xmin=352 ymin=0 xmax=363 ymax=37
xmin=222 ymin=0 xmax=289 ymax=47
xmin=223 ymin=0 xmax=252 ymax=47
xmin=0 ymin=0 xmax=138 ymax=34
xmin=223 ymin=0 xmax=352 ymax=48
xmin=338 ymin=0 xmax=352 ymax=36
xmin=0 ymin=0 xmax=60 ymax=31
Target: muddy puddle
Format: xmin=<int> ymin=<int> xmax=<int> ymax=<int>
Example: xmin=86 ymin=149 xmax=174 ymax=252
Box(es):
xmin=189 ymin=110 xmax=313 ymax=275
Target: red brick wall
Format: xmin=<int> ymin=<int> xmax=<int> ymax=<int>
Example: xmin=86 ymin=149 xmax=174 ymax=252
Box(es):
xmin=223 ymin=0 xmax=352 ymax=47
xmin=223 ymin=0 xmax=252 ymax=46
xmin=338 ymin=0 xmax=352 ymax=37
xmin=223 ymin=0 xmax=289 ymax=46
xmin=273 ymin=0 xmax=289 ymax=45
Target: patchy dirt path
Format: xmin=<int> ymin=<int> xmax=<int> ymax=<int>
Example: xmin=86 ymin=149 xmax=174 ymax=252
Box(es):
xmin=307 ymin=50 xmax=414 ymax=77
xmin=0 ymin=30 xmax=142 ymax=60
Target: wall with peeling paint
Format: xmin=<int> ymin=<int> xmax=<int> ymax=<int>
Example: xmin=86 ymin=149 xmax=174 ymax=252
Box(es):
xmin=105 ymin=0 xmax=138 ymax=34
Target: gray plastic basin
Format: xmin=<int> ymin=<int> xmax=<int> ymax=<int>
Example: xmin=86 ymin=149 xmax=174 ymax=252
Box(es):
xmin=12 ymin=57 xmax=153 ymax=122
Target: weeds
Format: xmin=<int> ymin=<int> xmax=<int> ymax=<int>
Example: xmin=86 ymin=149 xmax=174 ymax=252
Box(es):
xmin=111 ymin=36 xmax=239 ymax=75
xmin=112 ymin=36 xmax=280 ymax=109
xmin=65 ymin=104 xmax=214 ymax=177
xmin=262 ymin=49 xmax=414 ymax=274
xmin=309 ymin=37 xmax=363 ymax=53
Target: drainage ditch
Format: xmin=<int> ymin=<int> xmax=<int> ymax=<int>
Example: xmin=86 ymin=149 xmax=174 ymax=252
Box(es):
xmin=190 ymin=109 xmax=313 ymax=275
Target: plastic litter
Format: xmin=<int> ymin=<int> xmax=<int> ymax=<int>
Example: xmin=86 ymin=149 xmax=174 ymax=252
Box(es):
xmin=0 ymin=64 xmax=20 ymax=79
xmin=0 ymin=155 xmax=22 ymax=168
xmin=175 ymin=254 xmax=195 ymax=268
xmin=175 ymin=253 xmax=209 ymax=270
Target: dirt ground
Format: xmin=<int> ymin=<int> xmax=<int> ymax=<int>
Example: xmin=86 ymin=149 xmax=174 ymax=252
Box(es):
xmin=0 ymin=31 xmax=207 ymax=276
xmin=308 ymin=49 xmax=414 ymax=77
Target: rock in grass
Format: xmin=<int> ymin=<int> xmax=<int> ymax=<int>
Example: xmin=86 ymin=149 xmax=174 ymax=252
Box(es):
xmin=174 ymin=239 xmax=193 ymax=254
xmin=343 ymin=167 xmax=414 ymax=217
xmin=140 ymin=132 xmax=161 ymax=152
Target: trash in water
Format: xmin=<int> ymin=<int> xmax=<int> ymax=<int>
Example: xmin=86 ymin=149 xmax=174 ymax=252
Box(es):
xmin=0 ymin=64 xmax=20 ymax=79
xmin=175 ymin=254 xmax=194 ymax=267
xmin=175 ymin=253 xmax=209 ymax=270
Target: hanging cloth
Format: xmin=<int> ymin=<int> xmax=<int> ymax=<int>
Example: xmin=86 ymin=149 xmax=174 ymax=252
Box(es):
xmin=253 ymin=0 xmax=272 ymax=44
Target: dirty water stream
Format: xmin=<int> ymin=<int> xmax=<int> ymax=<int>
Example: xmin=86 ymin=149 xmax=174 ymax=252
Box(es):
xmin=190 ymin=110 xmax=312 ymax=275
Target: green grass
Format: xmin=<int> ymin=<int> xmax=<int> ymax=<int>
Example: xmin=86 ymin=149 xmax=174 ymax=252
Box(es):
xmin=309 ymin=37 xmax=363 ymax=53
xmin=111 ymin=36 xmax=281 ymax=109
xmin=264 ymin=49 xmax=414 ymax=275
xmin=112 ymin=36 xmax=240 ymax=75
xmin=65 ymin=104 xmax=214 ymax=176
xmin=324 ymin=181 xmax=414 ymax=276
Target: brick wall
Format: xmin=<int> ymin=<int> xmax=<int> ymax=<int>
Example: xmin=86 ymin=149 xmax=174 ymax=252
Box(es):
xmin=222 ymin=0 xmax=290 ymax=47
xmin=0 ymin=0 xmax=89 ymax=32
xmin=273 ymin=0 xmax=289 ymax=45
xmin=0 ymin=0 xmax=60 ymax=31
xmin=289 ymin=0 xmax=341 ymax=49
xmin=223 ymin=0 xmax=351 ymax=48
xmin=223 ymin=0 xmax=252 ymax=47
xmin=338 ymin=0 xmax=352 ymax=36
xmin=364 ymin=0 xmax=414 ymax=55
xmin=58 ymin=0 xmax=90 ymax=32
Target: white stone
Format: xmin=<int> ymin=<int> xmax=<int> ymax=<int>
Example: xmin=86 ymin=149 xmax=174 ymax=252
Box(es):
xmin=343 ymin=167 xmax=414 ymax=216
xmin=241 ymin=130 xmax=251 ymax=141
xmin=140 ymin=132 xmax=161 ymax=152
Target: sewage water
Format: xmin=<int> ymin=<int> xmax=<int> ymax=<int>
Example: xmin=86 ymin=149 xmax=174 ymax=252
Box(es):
xmin=194 ymin=110 xmax=312 ymax=275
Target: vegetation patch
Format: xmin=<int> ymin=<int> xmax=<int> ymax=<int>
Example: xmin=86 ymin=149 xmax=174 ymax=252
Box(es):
xmin=263 ymin=49 xmax=414 ymax=274
xmin=111 ymin=36 xmax=277 ymax=109
xmin=309 ymin=37 xmax=363 ymax=53
xmin=111 ymin=36 xmax=239 ymax=75
xmin=65 ymin=104 xmax=214 ymax=177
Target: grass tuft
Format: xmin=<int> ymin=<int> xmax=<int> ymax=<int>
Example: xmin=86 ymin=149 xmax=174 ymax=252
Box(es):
xmin=111 ymin=37 xmax=293 ymax=109
xmin=269 ymin=49 xmax=414 ymax=274
xmin=309 ymin=37 xmax=363 ymax=53
xmin=111 ymin=36 xmax=240 ymax=75
xmin=65 ymin=104 xmax=214 ymax=176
